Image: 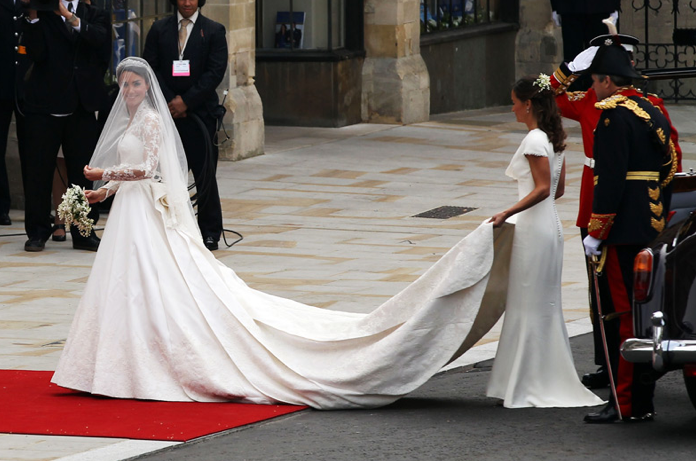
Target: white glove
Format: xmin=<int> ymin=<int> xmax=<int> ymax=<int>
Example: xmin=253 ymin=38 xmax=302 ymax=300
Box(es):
xmin=609 ymin=10 xmax=619 ymax=24
xmin=583 ymin=235 xmax=603 ymax=257
xmin=552 ymin=11 xmax=561 ymax=27
xmin=568 ymin=46 xmax=599 ymax=73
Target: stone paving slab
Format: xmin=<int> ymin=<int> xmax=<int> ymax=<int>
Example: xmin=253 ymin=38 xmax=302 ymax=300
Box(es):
xmin=1 ymin=103 xmax=695 ymax=461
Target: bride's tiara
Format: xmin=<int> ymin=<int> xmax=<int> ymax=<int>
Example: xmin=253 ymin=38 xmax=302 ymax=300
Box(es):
xmin=116 ymin=57 xmax=152 ymax=82
xmin=116 ymin=56 xmax=150 ymax=73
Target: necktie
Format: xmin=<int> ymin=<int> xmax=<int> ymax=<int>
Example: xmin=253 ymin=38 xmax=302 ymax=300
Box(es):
xmin=66 ymin=2 xmax=74 ymax=31
xmin=179 ymin=18 xmax=191 ymax=57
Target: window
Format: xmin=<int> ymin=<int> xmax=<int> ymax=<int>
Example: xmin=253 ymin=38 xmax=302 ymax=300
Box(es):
xmin=91 ymin=0 xmax=173 ymax=81
xmin=421 ymin=0 xmax=505 ymax=34
xmin=256 ymin=0 xmax=347 ymax=51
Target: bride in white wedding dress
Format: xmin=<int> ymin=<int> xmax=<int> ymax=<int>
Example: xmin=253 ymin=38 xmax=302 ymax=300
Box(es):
xmin=51 ymin=59 xmax=601 ymax=410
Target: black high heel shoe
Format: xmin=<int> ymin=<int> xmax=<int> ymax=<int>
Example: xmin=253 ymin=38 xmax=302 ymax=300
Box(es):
xmin=52 ymin=224 xmax=67 ymax=242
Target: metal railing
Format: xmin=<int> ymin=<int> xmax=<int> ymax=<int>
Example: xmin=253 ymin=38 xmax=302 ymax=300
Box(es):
xmin=632 ymin=0 xmax=696 ymax=101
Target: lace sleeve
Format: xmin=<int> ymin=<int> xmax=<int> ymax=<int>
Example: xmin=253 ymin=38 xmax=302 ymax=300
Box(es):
xmin=102 ymin=112 xmax=161 ymax=181
xmin=99 ymin=181 xmax=121 ymax=200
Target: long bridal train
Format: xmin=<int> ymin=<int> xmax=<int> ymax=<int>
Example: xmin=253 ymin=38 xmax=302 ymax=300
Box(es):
xmin=52 ymin=184 xmax=515 ymax=410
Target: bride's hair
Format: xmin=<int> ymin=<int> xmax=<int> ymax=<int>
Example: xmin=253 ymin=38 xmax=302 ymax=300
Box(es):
xmin=116 ymin=62 xmax=151 ymax=86
xmin=513 ymin=76 xmax=567 ymax=153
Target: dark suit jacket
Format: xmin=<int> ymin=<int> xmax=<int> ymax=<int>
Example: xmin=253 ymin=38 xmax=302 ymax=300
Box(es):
xmin=143 ymin=12 xmax=227 ymax=119
xmin=550 ymin=0 xmax=621 ymax=15
xmin=21 ymin=2 xmax=110 ymax=114
xmin=0 ymin=0 xmax=26 ymax=101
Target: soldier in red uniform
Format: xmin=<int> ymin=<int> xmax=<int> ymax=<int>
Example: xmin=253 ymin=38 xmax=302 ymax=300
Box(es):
xmin=582 ymin=41 xmax=677 ymax=423
xmin=550 ymin=34 xmax=682 ymax=390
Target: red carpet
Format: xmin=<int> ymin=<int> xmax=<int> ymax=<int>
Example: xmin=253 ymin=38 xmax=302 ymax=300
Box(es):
xmin=0 ymin=370 xmax=307 ymax=441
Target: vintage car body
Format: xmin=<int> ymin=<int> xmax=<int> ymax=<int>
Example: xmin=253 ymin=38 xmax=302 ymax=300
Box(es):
xmin=621 ymin=172 xmax=696 ymax=407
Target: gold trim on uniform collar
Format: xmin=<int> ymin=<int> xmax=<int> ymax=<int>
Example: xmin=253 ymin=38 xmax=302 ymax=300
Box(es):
xmin=595 ymin=94 xmax=627 ymax=110
xmin=594 ymin=93 xmax=651 ymax=123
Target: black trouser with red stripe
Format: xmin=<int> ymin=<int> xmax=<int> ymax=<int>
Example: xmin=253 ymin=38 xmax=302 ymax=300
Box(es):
xmin=600 ymin=245 xmax=660 ymax=417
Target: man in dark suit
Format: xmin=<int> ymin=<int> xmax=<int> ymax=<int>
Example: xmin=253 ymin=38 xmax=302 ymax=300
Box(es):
xmin=21 ymin=0 xmax=110 ymax=251
xmin=143 ymin=0 xmax=227 ymax=251
xmin=0 ymin=0 xmax=28 ymax=226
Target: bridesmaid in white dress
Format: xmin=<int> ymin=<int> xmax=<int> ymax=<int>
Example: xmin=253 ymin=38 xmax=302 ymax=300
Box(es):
xmin=486 ymin=75 xmax=603 ymax=408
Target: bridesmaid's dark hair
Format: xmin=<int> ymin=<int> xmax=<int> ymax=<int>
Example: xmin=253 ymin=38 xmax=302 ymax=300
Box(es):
xmin=513 ymin=75 xmax=567 ymax=153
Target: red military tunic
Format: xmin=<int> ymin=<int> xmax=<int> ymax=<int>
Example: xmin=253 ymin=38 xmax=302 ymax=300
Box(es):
xmin=550 ymin=64 xmax=682 ymax=228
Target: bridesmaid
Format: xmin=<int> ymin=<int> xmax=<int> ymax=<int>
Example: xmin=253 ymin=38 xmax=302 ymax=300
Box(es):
xmin=486 ymin=75 xmax=604 ymax=408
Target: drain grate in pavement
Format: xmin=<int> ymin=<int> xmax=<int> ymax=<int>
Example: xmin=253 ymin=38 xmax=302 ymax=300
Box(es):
xmin=413 ymin=206 xmax=477 ymax=219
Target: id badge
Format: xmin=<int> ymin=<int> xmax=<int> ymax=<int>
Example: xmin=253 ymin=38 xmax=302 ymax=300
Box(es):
xmin=172 ymin=60 xmax=190 ymax=77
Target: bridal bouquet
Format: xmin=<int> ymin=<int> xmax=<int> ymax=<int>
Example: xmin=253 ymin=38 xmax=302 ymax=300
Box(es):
xmin=57 ymin=184 xmax=94 ymax=237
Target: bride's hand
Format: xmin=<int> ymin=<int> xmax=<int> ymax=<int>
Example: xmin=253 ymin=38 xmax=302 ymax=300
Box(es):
xmin=84 ymin=165 xmax=104 ymax=181
xmin=489 ymin=211 xmax=508 ymax=228
xmin=85 ymin=189 xmax=107 ymax=204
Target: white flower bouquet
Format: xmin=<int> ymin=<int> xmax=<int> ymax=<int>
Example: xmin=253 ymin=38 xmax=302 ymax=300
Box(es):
xmin=57 ymin=184 xmax=94 ymax=238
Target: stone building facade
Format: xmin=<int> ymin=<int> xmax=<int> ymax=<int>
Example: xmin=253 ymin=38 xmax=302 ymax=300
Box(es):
xmin=7 ymin=0 xmax=680 ymax=210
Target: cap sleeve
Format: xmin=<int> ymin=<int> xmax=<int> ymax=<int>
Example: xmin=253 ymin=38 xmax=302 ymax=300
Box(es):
xmin=521 ymin=129 xmax=550 ymax=157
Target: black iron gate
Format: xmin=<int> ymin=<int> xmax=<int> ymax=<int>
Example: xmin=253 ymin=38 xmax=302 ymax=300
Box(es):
xmin=631 ymin=0 xmax=696 ymax=101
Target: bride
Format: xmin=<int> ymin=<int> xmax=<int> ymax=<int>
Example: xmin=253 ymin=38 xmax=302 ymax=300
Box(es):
xmin=51 ymin=58 xmax=602 ymax=410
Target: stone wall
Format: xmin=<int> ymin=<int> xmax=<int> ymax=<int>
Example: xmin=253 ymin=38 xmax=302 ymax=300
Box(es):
xmin=362 ymin=0 xmax=430 ymax=124
xmin=515 ymin=0 xmax=562 ymax=78
xmin=207 ymin=0 xmax=264 ymax=161
xmin=256 ymin=57 xmax=364 ymax=127
xmin=422 ymin=25 xmax=518 ymax=114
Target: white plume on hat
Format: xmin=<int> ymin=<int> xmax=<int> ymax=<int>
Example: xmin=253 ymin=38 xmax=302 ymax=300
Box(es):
xmin=602 ymin=16 xmax=634 ymax=52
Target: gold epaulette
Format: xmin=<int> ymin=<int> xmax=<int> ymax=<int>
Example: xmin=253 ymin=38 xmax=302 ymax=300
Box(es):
xmin=618 ymin=98 xmax=651 ymax=122
xmin=594 ymin=94 xmax=628 ymax=110
xmin=595 ymin=94 xmax=652 ymax=124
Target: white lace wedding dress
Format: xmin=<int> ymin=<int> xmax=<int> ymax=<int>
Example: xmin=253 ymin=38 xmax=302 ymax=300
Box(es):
xmin=485 ymin=129 xmax=604 ymax=408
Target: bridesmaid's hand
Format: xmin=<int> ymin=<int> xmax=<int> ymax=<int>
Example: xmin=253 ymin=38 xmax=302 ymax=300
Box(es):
xmin=84 ymin=165 xmax=104 ymax=181
xmin=85 ymin=189 xmax=107 ymax=204
xmin=489 ymin=211 xmax=508 ymax=228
